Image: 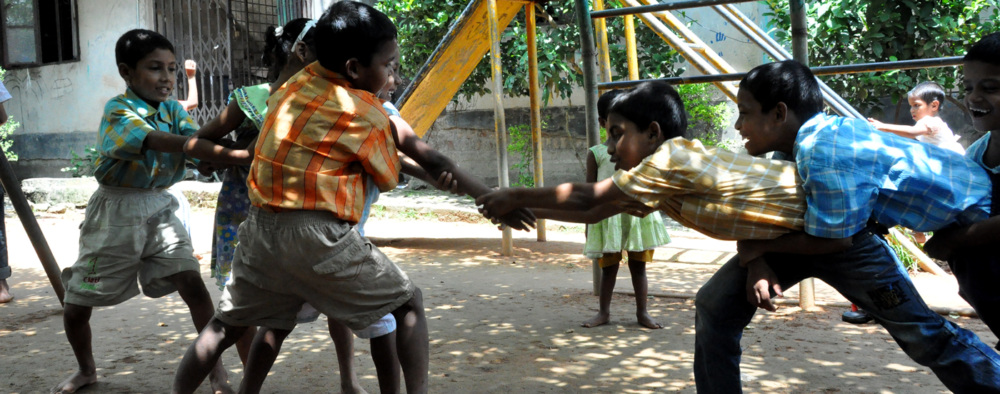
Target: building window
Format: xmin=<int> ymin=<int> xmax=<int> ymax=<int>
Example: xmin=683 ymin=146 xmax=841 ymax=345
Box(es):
xmin=1 ymin=0 xmax=79 ymax=68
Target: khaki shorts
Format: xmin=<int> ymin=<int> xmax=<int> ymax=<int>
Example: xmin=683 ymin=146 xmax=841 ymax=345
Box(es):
xmin=62 ymin=186 xmax=199 ymax=307
xmin=598 ymin=250 xmax=656 ymax=269
xmin=217 ymin=207 xmax=415 ymax=331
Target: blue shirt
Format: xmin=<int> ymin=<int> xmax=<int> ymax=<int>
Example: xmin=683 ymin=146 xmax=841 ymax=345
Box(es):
xmin=94 ymin=89 xmax=198 ymax=188
xmin=793 ymin=114 xmax=991 ymax=238
xmin=966 ymin=132 xmax=1000 ymax=174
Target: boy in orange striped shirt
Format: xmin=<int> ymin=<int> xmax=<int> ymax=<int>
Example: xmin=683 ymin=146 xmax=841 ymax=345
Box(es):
xmin=174 ymin=2 xmax=432 ymax=392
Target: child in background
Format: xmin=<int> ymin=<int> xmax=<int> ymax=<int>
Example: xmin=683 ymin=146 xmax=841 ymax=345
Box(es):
xmin=177 ymin=59 xmax=199 ymax=111
xmin=924 ymin=31 xmax=1000 ymax=349
xmin=53 ymin=29 xmax=231 ymax=394
xmin=869 ymin=81 xmax=965 ymax=154
xmin=476 ymin=76 xmax=1000 ymax=392
xmin=0 ymin=77 xmax=11 ymax=304
xmin=582 ymin=89 xmax=670 ymax=329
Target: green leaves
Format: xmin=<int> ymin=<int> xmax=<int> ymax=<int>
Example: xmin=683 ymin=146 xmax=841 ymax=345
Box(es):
xmin=765 ymin=0 xmax=999 ymax=115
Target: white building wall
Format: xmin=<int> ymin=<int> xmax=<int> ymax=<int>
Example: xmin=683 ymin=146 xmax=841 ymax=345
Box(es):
xmin=5 ymin=0 xmax=156 ymax=178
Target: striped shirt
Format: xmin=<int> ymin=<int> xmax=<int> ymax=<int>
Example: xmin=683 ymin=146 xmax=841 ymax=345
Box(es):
xmin=613 ymin=137 xmax=806 ymax=240
xmin=794 ymin=114 xmax=991 ymax=238
xmin=94 ymin=89 xmax=198 ymax=188
xmin=248 ymin=62 xmax=400 ymax=222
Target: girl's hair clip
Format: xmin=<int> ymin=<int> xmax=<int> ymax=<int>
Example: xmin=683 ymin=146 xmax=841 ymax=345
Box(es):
xmin=295 ymin=20 xmax=317 ymax=44
xmin=273 ymin=26 xmax=284 ymax=37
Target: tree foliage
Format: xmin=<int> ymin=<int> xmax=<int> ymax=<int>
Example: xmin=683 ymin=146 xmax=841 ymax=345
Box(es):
xmin=376 ymin=0 xmax=684 ymax=105
xmin=764 ymin=0 xmax=1000 ymax=116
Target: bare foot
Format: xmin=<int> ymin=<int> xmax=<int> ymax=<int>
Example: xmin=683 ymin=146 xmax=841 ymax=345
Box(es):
xmin=209 ymin=363 xmax=234 ymax=394
xmin=51 ymin=370 xmax=97 ymax=393
xmin=0 ymin=279 xmax=12 ymax=303
xmin=581 ymin=311 xmax=610 ymax=328
xmin=637 ymin=312 xmax=662 ymax=329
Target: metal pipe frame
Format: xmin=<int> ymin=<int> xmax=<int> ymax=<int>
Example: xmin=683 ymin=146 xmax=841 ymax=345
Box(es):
xmin=591 ymin=0 xmax=756 ymax=19
xmin=486 ymin=0 xmax=513 ymax=256
xmin=624 ymin=14 xmax=639 ymax=80
xmin=526 ymin=3 xmax=547 ymax=242
xmin=574 ymin=0 xmax=603 ymax=295
xmin=593 ymin=0 xmax=614 ymax=83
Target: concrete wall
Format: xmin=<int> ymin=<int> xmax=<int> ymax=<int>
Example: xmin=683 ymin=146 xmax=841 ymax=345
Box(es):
xmin=5 ymin=0 xmax=156 ymax=179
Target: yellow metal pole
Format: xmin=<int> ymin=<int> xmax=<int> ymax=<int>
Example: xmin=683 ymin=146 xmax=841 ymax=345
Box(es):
xmin=487 ymin=0 xmax=513 ymax=256
xmin=624 ymin=14 xmax=639 ymax=80
xmin=593 ymin=0 xmax=612 ymax=83
xmin=526 ymin=3 xmax=546 ymax=242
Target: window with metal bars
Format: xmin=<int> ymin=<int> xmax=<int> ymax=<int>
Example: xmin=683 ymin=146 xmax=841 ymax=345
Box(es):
xmin=1 ymin=0 xmax=80 ymax=68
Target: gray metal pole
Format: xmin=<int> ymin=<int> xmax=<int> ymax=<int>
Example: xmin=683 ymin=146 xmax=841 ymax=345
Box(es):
xmin=0 ymin=152 xmax=64 ymax=305
xmin=575 ymin=0 xmax=602 ymax=295
xmin=590 ymin=0 xmax=756 ymax=19
xmin=790 ymin=0 xmax=815 ymax=310
xmin=486 ymin=0 xmax=514 ymax=256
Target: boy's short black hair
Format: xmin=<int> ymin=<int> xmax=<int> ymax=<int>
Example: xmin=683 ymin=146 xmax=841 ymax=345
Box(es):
xmin=908 ymin=81 xmax=946 ymax=108
xmin=609 ymin=81 xmax=687 ymax=139
xmin=965 ymin=32 xmax=1000 ymax=66
xmin=115 ymin=29 xmax=174 ymax=69
xmin=741 ymin=60 xmax=823 ymax=120
xmin=314 ymin=1 xmax=397 ymax=72
xmin=597 ymin=89 xmax=623 ymax=120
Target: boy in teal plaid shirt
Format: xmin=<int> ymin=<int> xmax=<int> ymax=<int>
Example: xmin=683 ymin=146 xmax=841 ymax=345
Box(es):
xmin=53 ymin=29 xmax=232 ymax=394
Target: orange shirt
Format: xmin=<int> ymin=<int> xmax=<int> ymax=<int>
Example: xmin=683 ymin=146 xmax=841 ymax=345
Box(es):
xmin=248 ymin=62 xmax=400 ymax=223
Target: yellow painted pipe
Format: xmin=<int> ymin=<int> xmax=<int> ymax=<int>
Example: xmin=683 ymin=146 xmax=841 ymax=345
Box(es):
xmin=526 ymin=3 xmax=546 ymax=242
xmin=624 ymin=14 xmax=639 ymax=80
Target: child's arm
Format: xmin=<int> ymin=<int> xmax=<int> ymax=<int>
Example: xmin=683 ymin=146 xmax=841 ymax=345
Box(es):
xmin=0 ymin=101 xmax=7 ymax=126
xmin=736 ymin=232 xmax=853 ymax=267
xmin=477 ymin=177 xmax=632 ymax=219
xmin=182 ymin=100 xmax=253 ymax=165
xmin=584 ymin=149 xmax=598 ymax=234
xmin=399 ymin=155 xmax=460 ymax=194
xmin=868 ymin=118 xmax=931 ymax=139
xmin=390 ymin=116 xmax=535 ymax=230
xmin=924 ymin=216 xmax=1000 ymax=260
xmin=532 ymin=203 xmax=630 ymax=224
xmin=178 ymin=60 xmax=199 ymax=111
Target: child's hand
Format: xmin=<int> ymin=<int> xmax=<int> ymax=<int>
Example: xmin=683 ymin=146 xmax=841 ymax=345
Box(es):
xmin=497 ymin=208 xmax=536 ymax=231
xmin=617 ymin=199 xmax=655 ymax=217
xmin=476 ymin=189 xmax=517 ymax=219
xmin=196 ymin=161 xmax=217 ymax=176
xmin=867 ymin=118 xmax=884 ymax=130
xmin=184 ymin=59 xmax=197 ymax=78
xmin=745 ymin=258 xmax=782 ymax=312
xmin=434 ymin=171 xmax=462 ymax=196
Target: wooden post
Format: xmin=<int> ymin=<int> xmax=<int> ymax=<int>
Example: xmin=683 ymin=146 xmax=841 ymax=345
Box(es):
xmin=0 ymin=152 xmax=64 ymax=305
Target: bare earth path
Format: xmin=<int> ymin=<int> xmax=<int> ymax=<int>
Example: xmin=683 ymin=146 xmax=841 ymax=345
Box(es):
xmin=1 ymin=206 xmax=996 ymax=393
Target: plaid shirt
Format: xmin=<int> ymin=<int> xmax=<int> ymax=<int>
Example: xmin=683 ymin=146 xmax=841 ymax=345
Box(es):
xmin=794 ymin=114 xmax=991 ymax=238
xmin=93 ymin=89 xmax=198 ymax=188
xmin=248 ymin=62 xmax=400 ymax=222
xmin=613 ymin=138 xmax=806 ymax=240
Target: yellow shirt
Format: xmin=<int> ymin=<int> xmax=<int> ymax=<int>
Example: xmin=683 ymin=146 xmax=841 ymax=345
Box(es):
xmin=613 ymin=138 xmax=806 ymax=240
xmin=248 ymin=62 xmax=400 ymax=222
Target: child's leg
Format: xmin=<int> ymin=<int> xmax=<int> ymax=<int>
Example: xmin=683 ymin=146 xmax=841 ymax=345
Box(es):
xmin=390 ymin=287 xmax=428 ymax=394
xmin=370 ymin=332 xmax=400 ymax=394
xmin=328 ymin=318 xmax=365 ymax=394
xmin=582 ymin=253 xmax=620 ymax=328
xmin=173 ymin=317 xmax=248 ymax=394
xmin=52 ymin=303 xmax=98 ymax=393
xmin=238 ymin=326 xmax=293 ymax=394
xmin=626 ymin=253 xmax=661 ymax=329
xmin=169 ymin=271 xmax=233 ymax=394
xmin=234 ymin=326 xmax=258 ymax=366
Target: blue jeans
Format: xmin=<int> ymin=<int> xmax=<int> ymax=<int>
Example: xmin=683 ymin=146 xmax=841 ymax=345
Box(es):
xmin=694 ymin=227 xmax=1000 ymax=393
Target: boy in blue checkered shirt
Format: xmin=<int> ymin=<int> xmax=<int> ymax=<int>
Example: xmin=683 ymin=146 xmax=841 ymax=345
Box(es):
xmin=694 ymin=59 xmax=1000 ymax=393
xmin=52 ymin=29 xmax=232 ymax=394
xmin=924 ymin=31 xmax=1000 ymax=350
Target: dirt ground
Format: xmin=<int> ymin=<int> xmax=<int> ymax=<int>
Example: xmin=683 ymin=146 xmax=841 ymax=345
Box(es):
xmin=2 ymin=207 xmax=997 ymax=393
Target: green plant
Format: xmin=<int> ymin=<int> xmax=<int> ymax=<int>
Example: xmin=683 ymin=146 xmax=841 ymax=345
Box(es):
xmin=0 ymin=67 xmax=18 ymax=161
xmin=763 ymin=0 xmax=1000 ymax=116
xmin=376 ymin=0 xmax=684 ymax=104
xmin=887 ymin=227 xmax=920 ymax=272
xmin=677 ymin=83 xmax=734 ymax=150
xmin=62 ymin=146 xmax=99 ymax=177
xmin=507 ymin=124 xmax=535 ymax=187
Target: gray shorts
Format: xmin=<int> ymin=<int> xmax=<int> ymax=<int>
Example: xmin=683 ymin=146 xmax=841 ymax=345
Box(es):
xmin=217 ymin=207 xmax=415 ymax=331
xmin=62 ymin=185 xmax=199 ymax=307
